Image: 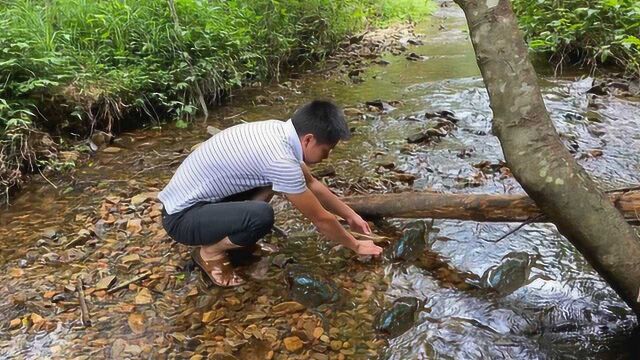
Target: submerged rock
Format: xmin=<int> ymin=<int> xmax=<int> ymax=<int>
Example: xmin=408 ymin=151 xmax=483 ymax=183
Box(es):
xmin=374 ymin=297 xmax=423 ymax=338
xmin=385 ymin=221 xmax=427 ymax=261
xmin=285 ymin=267 xmax=341 ymax=308
xmin=480 ymin=252 xmax=549 ymax=295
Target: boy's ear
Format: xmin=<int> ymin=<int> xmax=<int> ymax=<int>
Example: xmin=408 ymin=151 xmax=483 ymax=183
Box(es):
xmin=301 ymin=133 xmax=314 ymax=145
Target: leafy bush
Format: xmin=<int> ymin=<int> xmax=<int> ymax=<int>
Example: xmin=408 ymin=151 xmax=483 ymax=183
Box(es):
xmin=512 ymin=0 xmax=640 ymax=76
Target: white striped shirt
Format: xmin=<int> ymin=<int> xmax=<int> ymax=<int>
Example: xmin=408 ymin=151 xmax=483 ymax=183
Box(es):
xmin=159 ymin=119 xmax=306 ymax=214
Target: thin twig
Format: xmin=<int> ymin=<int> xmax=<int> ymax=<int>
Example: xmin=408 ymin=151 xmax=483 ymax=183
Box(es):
xmin=134 ymin=159 xmax=183 ymax=176
xmin=76 ymin=279 xmax=91 ymax=327
xmin=107 ymin=271 xmax=152 ymax=294
xmin=38 ymin=167 xmax=58 ymax=189
xmin=311 ymin=63 xmax=340 ymax=75
xmin=605 ymin=185 xmax=640 ymax=194
xmin=224 ymin=110 xmax=247 ymax=120
xmin=484 ymin=214 xmax=545 ymax=243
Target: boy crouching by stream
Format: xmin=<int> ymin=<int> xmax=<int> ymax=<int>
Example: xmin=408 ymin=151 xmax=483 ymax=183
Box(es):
xmin=158 ymin=100 xmax=382 ymax=287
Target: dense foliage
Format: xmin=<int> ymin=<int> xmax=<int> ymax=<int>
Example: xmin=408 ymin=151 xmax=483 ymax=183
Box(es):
xmin=0 ymin=0 xmax=433 ymax=198
xmin=512 ymin=0 xmax=640 ymax=76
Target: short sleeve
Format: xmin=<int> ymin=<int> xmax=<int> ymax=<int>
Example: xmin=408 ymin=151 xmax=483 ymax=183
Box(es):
xmin=263 ymin=158 xmax=307 ymax=194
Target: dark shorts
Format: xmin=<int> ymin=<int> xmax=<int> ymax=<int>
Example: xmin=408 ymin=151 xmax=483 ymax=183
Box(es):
xmin=161 ymin=189 xmax=274 ymax=247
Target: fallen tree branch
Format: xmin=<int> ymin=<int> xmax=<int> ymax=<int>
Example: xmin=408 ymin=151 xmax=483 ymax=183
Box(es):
xmin=343 ymin=190 xmax=640 ymax=225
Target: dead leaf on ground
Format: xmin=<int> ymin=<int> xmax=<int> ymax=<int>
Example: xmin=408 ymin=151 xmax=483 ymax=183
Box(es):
xmin=127 ymin=313 xmax=146 ymax=334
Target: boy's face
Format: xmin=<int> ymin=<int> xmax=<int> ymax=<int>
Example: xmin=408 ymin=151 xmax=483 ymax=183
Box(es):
xmin=301 ymin=134 xmax=335 ymax=165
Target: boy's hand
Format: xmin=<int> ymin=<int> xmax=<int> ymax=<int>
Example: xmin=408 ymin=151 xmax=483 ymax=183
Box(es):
xmin=352 ymin=240 xmax=383 ymax=256
xmin=347 ymin=215 xmax=371 ymax=235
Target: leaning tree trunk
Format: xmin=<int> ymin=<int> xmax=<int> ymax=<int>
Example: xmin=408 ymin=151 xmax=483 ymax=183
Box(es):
xmin=452 ymin=0 xmax=640 ymax=314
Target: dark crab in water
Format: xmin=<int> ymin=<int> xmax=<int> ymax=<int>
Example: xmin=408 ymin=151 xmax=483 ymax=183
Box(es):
xmin=284 ymin=266 xmax=342 ymax=308
xmin=374 ymin=296 xmax=426 ymax=338
xmin=480 ymin=251 xmax=552 ymax=295
xmin=385 ymin=221 xmax=428 ymax=261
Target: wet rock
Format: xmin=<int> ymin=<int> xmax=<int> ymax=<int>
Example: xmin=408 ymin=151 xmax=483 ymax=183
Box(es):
xmin=375 ymin=159 xmax=396 ymax=170
xmin=405 ymin=52 xmax=427 ymax=61
xmin=349 ymin=33 xmax=366 ymax=45
xmin=285 ymin=267 xmax=342 ymax=308
xmin=272 ymin=301 xmax=306 ymax=315
xmin=480 ymin=251 xmax=549 ymax=295
xmin=365 ymin=99 xmax=396 ymax=113
xmin=90 ymin=130 xmax=113 ymax=150
xmin=42 ymin=228 xmax=61 ymax=240
xmin=94 ymin=219 xmax=110 ymax=238
xmin=587 ymin=82 xmax=608 ymax=96
xmin=272 ymin=254 xmax=294 ymax=268
xmin=330 ymin=340 xmax=343 ymax=351
xmin=385 ymin=221 xmax=427 ymax=261
xmin=283 ymin=336 xmax=304 ymax=352
xmin=102 ymin=147 xmax=122 ymax=154
xmin=374 ymin=297 xmax=422 ymax=338
xmin=372 ymin=59 xmax=391 ymax=66
xmin=51 ymin=292 xmax=71 ymax=303
xmin=585 ymin=110 xmax=603 ymax=123
xmin=407 ymin=132 xmax=429 ymax=144
xmin=587 ymin=149 xmax=603 ymax=158
xmin=348 ymin=68 xmax=364 ymax=77
xmin=473 ymin=160 xmax=508 ymax=174
xmin=391 ymin=172 xmax=416 ymax=184
xmin=588 ymin=125 xmax=607 ymax=137
xmin=564 ymin=112 xmax=584 ymax=122
xmin=425 ymin=110 xmax=459 ymax=123
xmin=343 ymin=108 xmax=365 ymax=116
xmin=406 ymin=126 xmax=449 ymax=144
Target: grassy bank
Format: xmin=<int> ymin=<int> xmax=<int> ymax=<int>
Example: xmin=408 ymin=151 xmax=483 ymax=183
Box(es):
xmin=0 ymin=0 xmax=434 ymax=200
xmin=513 ymin=0 xmax=640 ymax=76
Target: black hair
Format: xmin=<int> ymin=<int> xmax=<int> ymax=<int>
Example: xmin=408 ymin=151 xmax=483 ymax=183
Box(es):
xmin=291 ymin=100 xmax=351 ymax=144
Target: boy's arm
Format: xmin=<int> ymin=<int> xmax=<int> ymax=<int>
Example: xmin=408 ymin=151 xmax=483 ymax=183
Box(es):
xmin=301 ymin=164 xmax=372 ymax=235
xmin=285 ymin=189 xmax=382 ymax=256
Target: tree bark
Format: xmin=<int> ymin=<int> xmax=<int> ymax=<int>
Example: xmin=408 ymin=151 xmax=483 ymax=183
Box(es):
xmin=452 ymin=0 xmax=640 ymax=314
xmin=344 ymin=190 xmax=640 ymax=225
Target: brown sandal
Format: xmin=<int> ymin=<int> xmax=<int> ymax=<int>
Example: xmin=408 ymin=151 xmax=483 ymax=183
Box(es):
xmin=191 ymin=247 xmax=246 ymax=287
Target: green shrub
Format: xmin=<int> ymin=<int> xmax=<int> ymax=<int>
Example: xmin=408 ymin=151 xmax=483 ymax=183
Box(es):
xmin=512 ymin=0 xmax=640 ymax=76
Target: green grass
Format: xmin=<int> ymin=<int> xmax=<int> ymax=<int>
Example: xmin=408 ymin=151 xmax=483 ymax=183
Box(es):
xmin=0 ymin=0 xmax=435 ymax=199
